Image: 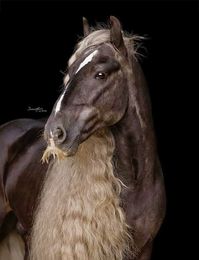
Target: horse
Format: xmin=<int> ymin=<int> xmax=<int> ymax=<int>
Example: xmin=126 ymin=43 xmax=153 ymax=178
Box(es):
xmin=0 ymin=16 xmax=166 ymax=260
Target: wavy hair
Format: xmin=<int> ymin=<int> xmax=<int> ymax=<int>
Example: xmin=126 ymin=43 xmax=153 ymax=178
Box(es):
xmin=30 ymin=129 xmax=136 ymax=259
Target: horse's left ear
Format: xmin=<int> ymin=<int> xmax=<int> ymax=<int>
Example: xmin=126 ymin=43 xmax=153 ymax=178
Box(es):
xmin=109 ymin=16 xmax=127 ymax=57
xmin=83 ymin=17 xmax=90 ymax=37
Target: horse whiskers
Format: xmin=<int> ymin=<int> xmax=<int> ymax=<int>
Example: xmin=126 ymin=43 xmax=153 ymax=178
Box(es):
xmin=41 ymin=138 xmax=67 ymax=163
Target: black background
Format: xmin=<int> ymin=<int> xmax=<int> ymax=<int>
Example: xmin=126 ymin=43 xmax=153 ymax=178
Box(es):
xmin=0 ymin=0 xmax=198 ymax=259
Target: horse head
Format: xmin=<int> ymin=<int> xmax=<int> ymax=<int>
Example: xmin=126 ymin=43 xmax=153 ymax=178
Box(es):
xmin=43 ymin=16 xmax=132 ymax=160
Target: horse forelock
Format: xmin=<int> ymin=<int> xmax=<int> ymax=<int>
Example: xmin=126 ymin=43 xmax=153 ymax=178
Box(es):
xmin=67 ymin=27 xmax=142 ymax=68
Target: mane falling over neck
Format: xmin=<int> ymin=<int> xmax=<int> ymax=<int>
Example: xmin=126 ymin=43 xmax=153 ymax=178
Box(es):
xmin=30 ymin=129 xmax=135 ymax=260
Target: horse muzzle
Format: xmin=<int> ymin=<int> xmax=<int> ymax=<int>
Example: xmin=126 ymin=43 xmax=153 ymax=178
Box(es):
xmin=43 ymin=120 xmax=81 ymax=162
xmin=43 ymin=106 xmax=105 ymax=162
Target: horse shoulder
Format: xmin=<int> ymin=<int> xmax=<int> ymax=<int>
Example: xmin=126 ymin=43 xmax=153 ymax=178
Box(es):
xmin=0 ymin=118 xmax=47 ymax=231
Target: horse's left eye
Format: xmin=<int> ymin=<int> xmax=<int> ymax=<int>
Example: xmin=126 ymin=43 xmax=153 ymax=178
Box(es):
xmin=95 ymin=72 xmax=106 ymax=80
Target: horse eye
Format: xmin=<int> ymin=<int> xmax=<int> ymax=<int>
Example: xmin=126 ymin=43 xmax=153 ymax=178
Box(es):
xmin=95 ymin=72 xmax=106 ymax=80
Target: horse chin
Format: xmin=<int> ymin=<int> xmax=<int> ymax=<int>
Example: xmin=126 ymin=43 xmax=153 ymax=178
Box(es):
xmin=62 ymin=143 xmax=79 ymax=157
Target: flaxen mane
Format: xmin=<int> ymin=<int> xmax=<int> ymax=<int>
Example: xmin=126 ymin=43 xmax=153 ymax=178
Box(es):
xmin=30 ymin=130 xmax=136 ymax=259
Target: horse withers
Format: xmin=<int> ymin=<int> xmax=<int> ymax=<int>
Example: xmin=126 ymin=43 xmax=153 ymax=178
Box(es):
xmin=0 ymin=16 xmax=166 ymax=260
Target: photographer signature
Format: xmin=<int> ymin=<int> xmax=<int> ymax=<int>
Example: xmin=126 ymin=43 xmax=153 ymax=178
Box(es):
xmin=27 ymin=106 xmax=47 ymax=113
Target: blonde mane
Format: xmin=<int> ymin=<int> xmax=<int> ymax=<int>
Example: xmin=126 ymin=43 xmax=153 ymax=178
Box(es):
xmin=30 ymin=130 xmax=137 ymax=259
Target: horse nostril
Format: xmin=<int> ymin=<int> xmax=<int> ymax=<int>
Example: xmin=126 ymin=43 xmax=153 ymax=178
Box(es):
xmin=55 ymin=128 xmax=63 ymax=139
xmin=54 ymin=126 xmax=67 ymax=144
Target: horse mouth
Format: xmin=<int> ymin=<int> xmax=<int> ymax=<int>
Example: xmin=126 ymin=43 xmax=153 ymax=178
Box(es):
xmin=41 ymin=137 xmax=79 ymax=163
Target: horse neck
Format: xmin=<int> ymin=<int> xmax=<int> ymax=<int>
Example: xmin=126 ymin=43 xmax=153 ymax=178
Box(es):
xmin=111 ymin=59 xmax=157 ymax=186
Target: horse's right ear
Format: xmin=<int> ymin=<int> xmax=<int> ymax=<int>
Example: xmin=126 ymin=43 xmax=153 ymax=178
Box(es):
xmin=109 ymin=16 xmax=127 ymax=57
xmin=83 ymin=17 xmax=90 ymax=37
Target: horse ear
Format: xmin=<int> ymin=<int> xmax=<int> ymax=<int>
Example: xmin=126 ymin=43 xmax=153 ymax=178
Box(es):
xmin=83 ymin=17 xmax=90 ymax=37
xmin=109 ymin=16 xmax=127 ymax=57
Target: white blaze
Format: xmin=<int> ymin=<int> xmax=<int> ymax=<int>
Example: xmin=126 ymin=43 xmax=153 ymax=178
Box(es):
xmin=75 ymin=50 xmax=98 ymax=74
xmin=55 ymin=50 xmax=98 ymax=114
xmin=55 ymin=74 xmax=70 ymax=115
xmin=64 ymin=74 xmax=70 ymax=86
xmin=55 ymin=89 xmax=67 ymax=114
